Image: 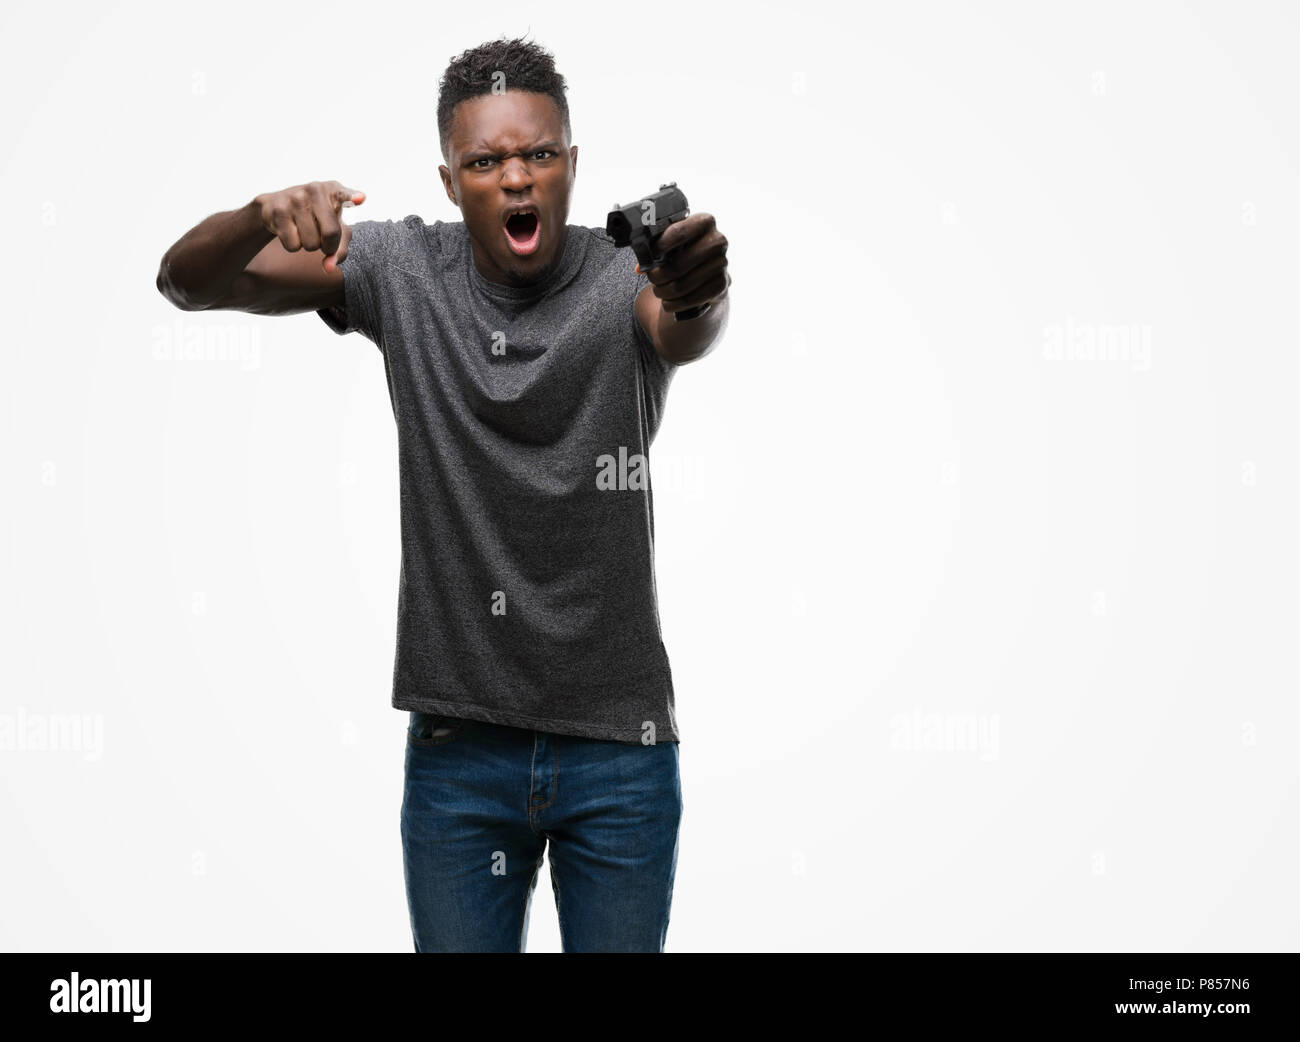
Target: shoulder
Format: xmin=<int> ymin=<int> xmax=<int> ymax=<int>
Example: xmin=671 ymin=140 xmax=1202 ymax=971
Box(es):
xmin=579 ymin=224 xmax=642 ymax=285
xmin=391 ymin=213 xmax=450 ymax=255
xmin=347 ymin=214 xmax=463 ymax=268
xmin=580 ymin=223 xmax=619 ymax=262
xmin=574 ymin=225 xmax=668 ymax=365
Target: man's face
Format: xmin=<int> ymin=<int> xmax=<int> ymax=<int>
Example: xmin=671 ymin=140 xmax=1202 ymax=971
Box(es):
xmin=440 ymin=90 xmax=578 ymax=287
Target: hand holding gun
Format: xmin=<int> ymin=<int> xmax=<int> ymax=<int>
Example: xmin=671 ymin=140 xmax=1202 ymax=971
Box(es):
xmin=606 ymin=183 xmax=713 ymax=322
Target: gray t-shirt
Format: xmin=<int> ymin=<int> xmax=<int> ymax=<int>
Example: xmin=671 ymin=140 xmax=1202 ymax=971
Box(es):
xmin=317 ymin=215 xmax=679 ymax=743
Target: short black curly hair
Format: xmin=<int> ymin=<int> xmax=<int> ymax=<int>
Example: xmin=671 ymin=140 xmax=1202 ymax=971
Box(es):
xmin=436 ymin=34 xmax=571 ymax=161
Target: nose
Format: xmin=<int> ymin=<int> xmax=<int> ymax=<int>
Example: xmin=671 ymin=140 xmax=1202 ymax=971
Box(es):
xmin=499 ymin=156 xmax=533 ymax=191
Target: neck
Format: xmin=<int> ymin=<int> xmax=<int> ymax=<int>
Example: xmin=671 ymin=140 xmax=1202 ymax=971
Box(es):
xmin=474 ymin=224 xmax=568 ymax=288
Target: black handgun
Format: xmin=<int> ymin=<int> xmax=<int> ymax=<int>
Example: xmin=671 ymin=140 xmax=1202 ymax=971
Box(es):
xmin=606 ymin=182 xmax=710 ymax=322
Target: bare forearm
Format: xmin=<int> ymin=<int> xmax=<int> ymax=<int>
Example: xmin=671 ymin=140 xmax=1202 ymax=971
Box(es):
xmin=654 ymin=275 xmax=730 ymax=365
xmin=156 ymin=198 xmax=272 ymax=310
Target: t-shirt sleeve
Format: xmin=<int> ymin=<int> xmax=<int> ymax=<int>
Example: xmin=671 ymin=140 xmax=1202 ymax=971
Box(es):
xmin=316 ymin=219 xmax=392 ymax=346
xmin=629 ymin=260 xmax=676 ymax=428
xmin=632 ymin=264 xmax=678 ymax=369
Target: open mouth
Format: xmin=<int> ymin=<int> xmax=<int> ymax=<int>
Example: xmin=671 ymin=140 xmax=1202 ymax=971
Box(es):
xmin=503 ymin=208 xmax=541 ymax=255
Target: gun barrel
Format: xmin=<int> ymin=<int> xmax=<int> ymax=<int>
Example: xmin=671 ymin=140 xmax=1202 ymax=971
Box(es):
xmin=605 ymin=183 xmax=691 ymax=245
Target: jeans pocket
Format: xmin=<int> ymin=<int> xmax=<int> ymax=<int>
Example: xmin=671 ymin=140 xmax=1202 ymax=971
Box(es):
xmin=407 ymin=711 xmax=466 ymax=747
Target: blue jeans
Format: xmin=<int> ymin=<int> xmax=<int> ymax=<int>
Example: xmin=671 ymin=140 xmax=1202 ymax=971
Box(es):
xmin=400 ymin=711 xmax=683 ymax=952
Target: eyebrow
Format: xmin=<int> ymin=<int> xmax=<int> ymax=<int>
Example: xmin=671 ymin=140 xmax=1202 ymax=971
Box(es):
xmin=462 ymin=140 xmax=562 ymax=162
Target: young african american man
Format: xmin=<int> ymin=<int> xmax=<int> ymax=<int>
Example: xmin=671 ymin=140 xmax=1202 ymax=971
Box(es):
xmin=155 ymin=36 xmax=730 ymax=953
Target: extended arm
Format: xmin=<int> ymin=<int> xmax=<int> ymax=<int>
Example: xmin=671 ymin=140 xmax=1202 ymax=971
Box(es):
xmin=634 ymin=212 xmax=731 ymax=365
xmin=156 ymin=181 xmax=364 ymax=315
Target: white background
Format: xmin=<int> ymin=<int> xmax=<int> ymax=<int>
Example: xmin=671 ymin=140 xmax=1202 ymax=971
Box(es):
xmin=2 ymin=0 xmax=1297 ymax=952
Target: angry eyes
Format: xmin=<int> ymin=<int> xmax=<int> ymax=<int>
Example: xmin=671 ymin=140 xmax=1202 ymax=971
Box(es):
xmin=471 ymin=150 xmax=557 ymax=169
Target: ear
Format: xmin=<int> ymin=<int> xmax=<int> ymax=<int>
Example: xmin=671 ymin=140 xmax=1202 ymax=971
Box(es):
xmin=439 ymin=165 xmax=458 ymax=207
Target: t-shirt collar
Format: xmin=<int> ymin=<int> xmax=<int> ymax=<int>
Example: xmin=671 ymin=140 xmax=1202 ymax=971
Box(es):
xmin=467 ymin=223 xmax=587 ymax=302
